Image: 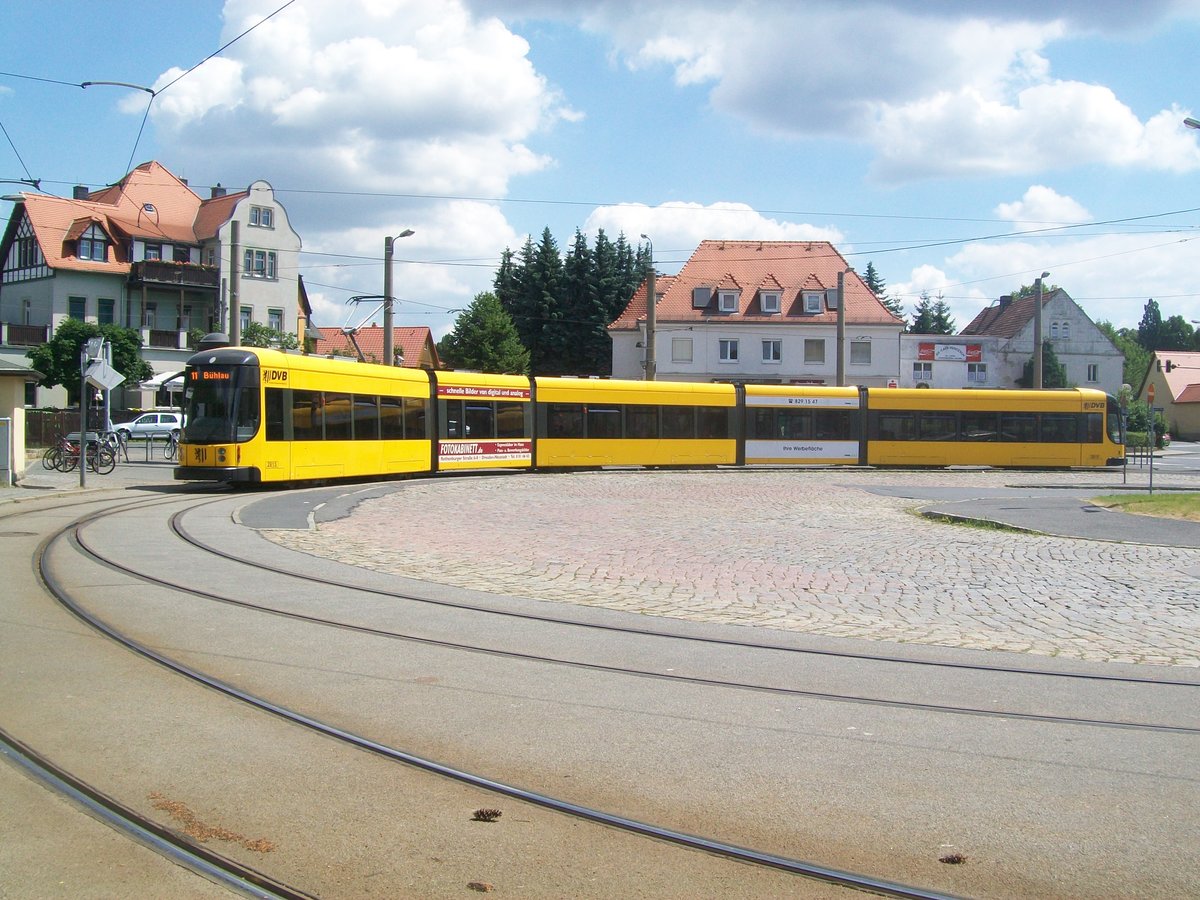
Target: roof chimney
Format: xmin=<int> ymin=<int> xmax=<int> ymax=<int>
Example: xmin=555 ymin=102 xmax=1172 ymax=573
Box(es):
xmin=73 ymin=185 xmax=90 ymax=200
xmin=210 ymin=183 xmax=226 ymax=199
xmin=998 ymin=294 xmax=1012 ymax=309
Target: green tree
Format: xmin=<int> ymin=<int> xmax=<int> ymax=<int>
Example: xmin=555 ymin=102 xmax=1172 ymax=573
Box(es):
xmin=863 ymin=261 xmax=904 ymax=318
xmin=1158 ymin=315 xmax=1194 ymax=351
xmin=1015 ymin=341 xmax=1070 ymax=388
xmin=908 ymin=291 xmax=955 ymax=334
xmin=1097 ymin=321 xmax=1150 ymax=392
xmin=241 ymin=321 xmax=299 ymax=350
xmin=26 ymin=318 xmax=153 ymax=404
xmin=1137 ymin=298 xmax=1163 ymax=350
xmin=436 ymin=292 xmax=530 ymax=374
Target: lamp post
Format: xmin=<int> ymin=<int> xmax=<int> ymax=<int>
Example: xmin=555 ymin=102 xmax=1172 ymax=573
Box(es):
xmin=640 ymin=234 xmax=655 ymax=380
xmin=1185 ymin=117 xmax=1200 ymax=130
xmin=382 ymin=229 xmax=415 ymax=366
xmin=1033 ymin=271 xmax=1049 ymax=389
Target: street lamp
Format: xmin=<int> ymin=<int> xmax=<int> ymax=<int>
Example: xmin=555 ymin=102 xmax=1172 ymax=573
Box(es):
xmin=1185 ymin=117 xmax=1200 ymax=130
xmin=1033 ymin=271 xmax=1049 ymax=389
xmin=382 ymin=229 xmax=415 ymax=366
xmin=640 ymin=234 xmax=655 ymax=380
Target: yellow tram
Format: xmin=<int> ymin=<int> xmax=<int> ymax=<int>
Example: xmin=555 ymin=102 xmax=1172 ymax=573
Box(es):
xmin=175 ymin=347 xmax=1124 ymax=485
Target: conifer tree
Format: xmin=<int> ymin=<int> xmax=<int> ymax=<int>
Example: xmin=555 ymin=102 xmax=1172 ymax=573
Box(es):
xmin=436 ymin=292 xmax=530 ymax=374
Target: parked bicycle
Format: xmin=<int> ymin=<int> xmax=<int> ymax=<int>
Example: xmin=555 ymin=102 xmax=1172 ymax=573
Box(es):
xmin=41 ymin=434 xmax=74 ymax=471
xmin=48 ymin=436 xmax=117 ymax=475
xmin=162 ymin=430 xmax=180 ymax=461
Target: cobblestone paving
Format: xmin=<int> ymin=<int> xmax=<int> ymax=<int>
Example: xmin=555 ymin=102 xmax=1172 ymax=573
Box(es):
xmin=264 ymin=469 xmax=1200 ymax=667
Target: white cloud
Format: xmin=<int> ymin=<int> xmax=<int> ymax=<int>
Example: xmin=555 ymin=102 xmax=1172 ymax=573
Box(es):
xmin=995 ymin=186 xmax=1091 ymax=227
xmin=149 ymin=0 xmax=574 ymax=210
xmin=582 ymin=202 xmax=843 ymax=270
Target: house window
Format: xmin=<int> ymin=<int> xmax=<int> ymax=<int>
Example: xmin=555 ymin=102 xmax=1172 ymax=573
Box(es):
xmin=803 ymin=292 xmax=823 ymax=314
xmin=967 ymin=363 xmax=987 ymax=384
xmin=671 ymin=337 xmax=693 ymax=362
xmin=243 ymin=248 xmax=277 ymax=279
xmin=173 ymin=245 xmax=191 ymax=263
xmin=77 ymin=224 xmax=108 ymax=262
xmin=1086 ymin=364 xmax=1099 ymax=383
xmin=68 ymin=296 xmax=85 ymax=320
xmin=719 ymin=339 xmax=739 ymax=362
xmin=762 ymin=339 xmax=782 ymax=363
xmin=143 ymin=302 xmax=157 ymax=328
xmin=181 ymin=305 xmax=192 ymax=331
xmin=250 ymin=205 xmax=274 ymax=228
xmin=204 ymin=247 xmax=217 ymax=267
xmin=268 ymin=308 xmax=284 ymax=331
xmin=850 ymin=339 xmax=871 ymax=364
xmin=144 ymin=243 xmax=162 ymax=261
xmin=240 ymin=306 xmax=252 ymax=332
xmin=1061 ymin=321 xmax=1070 ymax=340
xmin=1050 ymin=322 xmax=1059 ymax=340
xmin=760 ymin=292 xmax=780 ymax=314
xmin=98 ymin=298 xmax=114 ymax=325
xmin=718 ymin=291 xmax=739 ymax=313
xmin=825 ymin=289 xmax=839 ymax=309
xmin=804 ymin=339 xmax=825 ymax=364
xmin=913 ymin=362 xmax=932 ymax=382
xmin=22 ymin=299 xmax=31 ymax=325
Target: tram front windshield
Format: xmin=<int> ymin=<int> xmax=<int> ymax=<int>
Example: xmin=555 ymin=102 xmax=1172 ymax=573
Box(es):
xmin=182 ymin=364 xmax=261 ymax=443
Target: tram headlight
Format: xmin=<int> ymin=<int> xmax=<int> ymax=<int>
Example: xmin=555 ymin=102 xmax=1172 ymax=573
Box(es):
xmin=217 ymin=448 xmax=227 ymax=463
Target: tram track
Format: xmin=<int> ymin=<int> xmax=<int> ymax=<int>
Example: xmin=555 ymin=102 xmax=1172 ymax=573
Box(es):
xmin=49 ymin=503 xmax=1198 ymax=735
xmin=7 ymin=485 xmax=1200 ymax=897
xmin=5 ymin=490 xmax=957 ymax=898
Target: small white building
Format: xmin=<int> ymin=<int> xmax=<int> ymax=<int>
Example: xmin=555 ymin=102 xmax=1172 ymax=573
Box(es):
xmin=609 ymin=240 xmax=904 ymax=385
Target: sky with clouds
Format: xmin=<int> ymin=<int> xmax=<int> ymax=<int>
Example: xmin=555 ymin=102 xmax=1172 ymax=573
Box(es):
xmin=2 ymin=0 xmax=1199 ymax=341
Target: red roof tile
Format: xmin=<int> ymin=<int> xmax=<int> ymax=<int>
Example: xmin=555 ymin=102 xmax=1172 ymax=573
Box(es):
xmin=610 ymin=240 xmax=900 ymax=329
xmin=311 ymin=325 xmax=440 ymax=369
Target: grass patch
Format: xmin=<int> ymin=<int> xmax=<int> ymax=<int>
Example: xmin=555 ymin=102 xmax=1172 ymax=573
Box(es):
xmin=1090 ymin=492 xmax=1200 ymax=522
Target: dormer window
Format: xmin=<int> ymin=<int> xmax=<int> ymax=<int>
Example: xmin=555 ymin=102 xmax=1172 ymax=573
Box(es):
xmin=693 ymin=286 xmax=712 ymax=309
xmin=825 ymin=289 xmax=839 ymax=309
xmin=77 ymin=224 xmax=108 ymax=262
xmin=718 ymin=291 xmax=739 ymax=313
xmin=760 ymin=291 xmax=780 ymax=314
xmin=803 ymin=292 xmax=823 ymax=314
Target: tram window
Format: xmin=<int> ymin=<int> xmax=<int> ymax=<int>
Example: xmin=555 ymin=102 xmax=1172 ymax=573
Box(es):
xmin=293 ymin=390 xmax=322 ymax=440
xmin=265 ymin=388 xmax=286 ymax=441
xmin=546 ymin=404 xmax=585 ymax=438
xmin=697 ymin=406 xmax=730 ymax=439
xmin=325 ymin=393 xmax=353 ymax=440
xmin=815 ymin=410 xmax=854 ymax=440
xmin=466 ymin=403 xmax=495 ymax=439
xmin=961 ymin=411 xmax=999 ymax=441
xmin=404 ymin=397 xmax=427 ymax=438
xmin=626 ymin=405 xmax=658 ymax=439
xmin=234 ymin=385 xmax=260 ymax=441
xmin=1001 ymin=413 xmax=1037 ymax=442
xmin=445 ymin=400 xmax=465 ymax=438
xmin=354 ymin=396 xmax=380 ymax=440
xmin=587 ymin=405 xmax=622 ymax=438
xmin=778 ymin=409 xmax=811 ymax=440
xmin=496 ymin=401 xmax=526 ymax=438
xmin=380 ymin=397 xmax=405 ymax=439
xmin=662 ymin=406 xmax=695 ymax=439
xmin=876 ymin=412 xmax=915 ymax=441
xmin=1041 ymin=413 xmax=1079 ymax=443
xmin=1085 ymin=413 xmax=1103 ymax=443
xmin=918 ymin=412 xmax=957 ymax=441
xmin=750 ymin=409 xmax=776 ymax=440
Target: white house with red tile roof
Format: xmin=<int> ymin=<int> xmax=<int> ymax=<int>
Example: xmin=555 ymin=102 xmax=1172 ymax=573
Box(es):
xmin=310 ymin=325 xmax=440 ymax=369
xmin=609 ymin=240 xmax=903 ymax=384
xmin=955 ymin=288 xmax=1123 ymax=395
xmin=0 ymin=161 xmax=301 ymax=408
xmin=1137 ymin=350 xmax=1200 ymax=440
